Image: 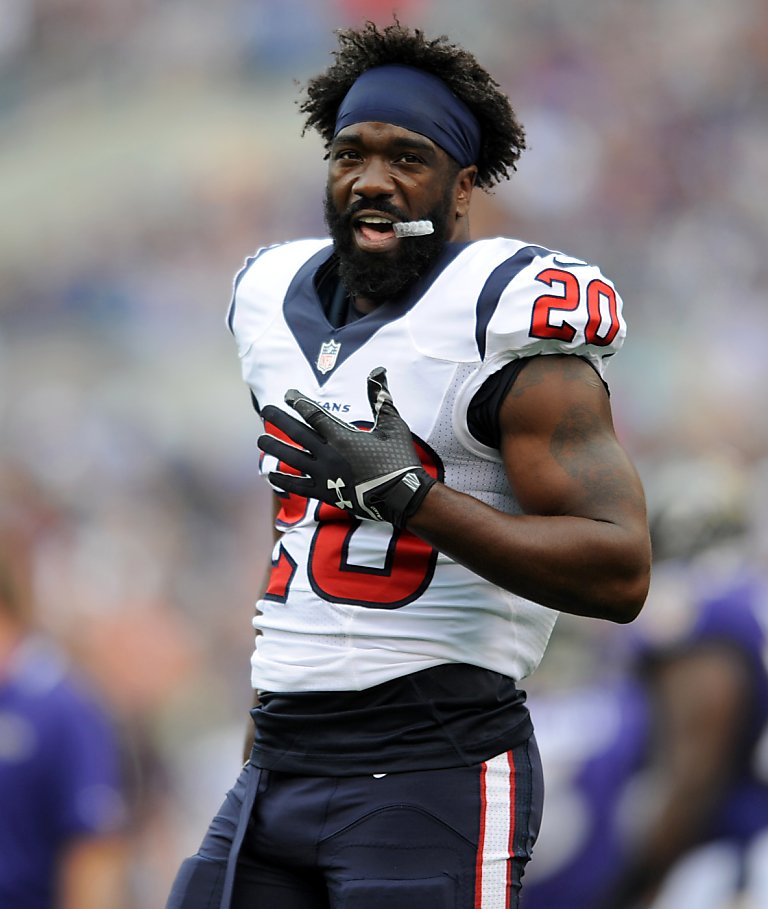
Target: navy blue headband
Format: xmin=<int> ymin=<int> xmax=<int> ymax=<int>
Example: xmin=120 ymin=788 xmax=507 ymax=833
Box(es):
xmin=334 ymin=64 xmax=481 ymax=168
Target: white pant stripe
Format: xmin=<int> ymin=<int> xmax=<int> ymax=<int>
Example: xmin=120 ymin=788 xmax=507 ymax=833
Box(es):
xmin=475 ymin=750 xmax=515 ymax=909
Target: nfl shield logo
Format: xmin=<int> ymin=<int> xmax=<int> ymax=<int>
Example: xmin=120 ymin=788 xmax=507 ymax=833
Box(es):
xmin=316 ymin=339 xmax=341 ymax=374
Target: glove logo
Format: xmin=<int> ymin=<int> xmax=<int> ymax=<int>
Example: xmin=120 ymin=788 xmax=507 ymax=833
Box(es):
xmin=316 ymin=339 xmax=341 ymax=375
xmin=402 ymin=472 xmax=420 ymax=492
xmin=327 ymin=477 xmax=353 ymax=510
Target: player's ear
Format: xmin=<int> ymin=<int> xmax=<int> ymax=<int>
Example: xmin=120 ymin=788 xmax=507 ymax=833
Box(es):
xmin=455 ymin=166 xmax=477 ymax=217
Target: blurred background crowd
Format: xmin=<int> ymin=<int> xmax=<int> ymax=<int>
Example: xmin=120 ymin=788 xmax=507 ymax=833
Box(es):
xmin=2 ymin=0 xmax=768 ymax=906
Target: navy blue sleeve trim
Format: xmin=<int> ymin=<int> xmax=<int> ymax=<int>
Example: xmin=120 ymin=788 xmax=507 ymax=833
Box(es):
xmin=226 ymin=247 xmax=275 ymax=335
xmin=475 ymin=245 xmax=549 ymax=359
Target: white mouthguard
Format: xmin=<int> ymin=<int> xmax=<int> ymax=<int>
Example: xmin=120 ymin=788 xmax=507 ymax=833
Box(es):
xmin=392 ymin=220 xmax=435 ymax=238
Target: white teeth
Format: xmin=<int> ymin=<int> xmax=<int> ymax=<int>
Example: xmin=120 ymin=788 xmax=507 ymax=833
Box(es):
xmin=393 ymin=220 xmax=434 ymax=237
xmin=359 ymin=216 xmax=392 ymax=225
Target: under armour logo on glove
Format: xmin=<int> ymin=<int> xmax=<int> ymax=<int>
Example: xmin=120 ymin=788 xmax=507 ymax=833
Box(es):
xmin=402 ymin=472 xmax=421 ymax=492
xmin=327 ymin=477 xmax=353 ymax=510
xmin=257 ymin=367 xmax=437 ymax=527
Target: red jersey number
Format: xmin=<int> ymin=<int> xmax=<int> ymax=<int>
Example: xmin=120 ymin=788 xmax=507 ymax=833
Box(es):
xmin=265 ymin=426 xmax=443 ymax=610
xmin=530 ymin=268 xmax=620 ymax=347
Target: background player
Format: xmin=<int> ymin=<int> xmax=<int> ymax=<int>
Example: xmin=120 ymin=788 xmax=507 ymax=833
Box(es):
xmin=520 ymin=455 xmax=768 ymax=909
xmin=0 ymin=484 xmax=129 ymax=909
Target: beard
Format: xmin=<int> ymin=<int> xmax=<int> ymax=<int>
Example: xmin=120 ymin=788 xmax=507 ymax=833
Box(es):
xmin=324 ymin=187 xmax=455 ymax=304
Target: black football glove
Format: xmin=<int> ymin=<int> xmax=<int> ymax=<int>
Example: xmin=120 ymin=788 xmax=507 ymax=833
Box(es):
xmin=258 ymin=367 xmax=436 ymax=527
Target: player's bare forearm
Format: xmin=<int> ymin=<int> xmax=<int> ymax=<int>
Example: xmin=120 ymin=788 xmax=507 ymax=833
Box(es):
xmin=408 ymin=356 xmax=650 ymax=622
xmin=407 ymin=481 xmax=648 ymax=621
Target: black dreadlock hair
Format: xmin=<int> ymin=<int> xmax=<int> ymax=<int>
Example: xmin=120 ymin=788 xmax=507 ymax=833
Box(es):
xmin=299 ymin=20 xmax=526 ymax=191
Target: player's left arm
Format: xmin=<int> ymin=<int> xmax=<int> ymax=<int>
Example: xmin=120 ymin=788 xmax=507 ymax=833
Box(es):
xmin=259 ymin=355 xmax=650 ymax=622
xmin=408 ymin=354 xmax=651 ymax=622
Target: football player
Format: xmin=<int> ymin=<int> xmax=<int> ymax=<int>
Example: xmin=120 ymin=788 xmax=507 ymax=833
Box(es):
xmin=166 ymin=20 xmax=651 ymax=909
xmin=0 ymin=492 xmax=128 ymax=909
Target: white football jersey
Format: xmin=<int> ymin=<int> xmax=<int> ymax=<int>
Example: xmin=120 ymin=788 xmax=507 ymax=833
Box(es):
xmin=228 ymin=237 xmax=626 ymax=692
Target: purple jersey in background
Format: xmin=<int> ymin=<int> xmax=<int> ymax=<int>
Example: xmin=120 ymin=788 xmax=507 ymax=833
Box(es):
xmin=0 ymin=636 xmax=127 ymax=909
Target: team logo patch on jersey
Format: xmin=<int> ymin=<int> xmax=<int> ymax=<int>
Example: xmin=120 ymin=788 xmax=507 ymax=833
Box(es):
xmin=317 ymin=339 xmax=341 ymax=374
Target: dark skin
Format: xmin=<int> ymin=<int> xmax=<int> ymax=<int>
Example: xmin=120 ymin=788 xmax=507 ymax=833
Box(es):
xmin=244 ymin=121 xmax=650 ymax=759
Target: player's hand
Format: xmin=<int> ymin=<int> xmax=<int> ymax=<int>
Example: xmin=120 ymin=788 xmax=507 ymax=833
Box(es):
xmin=258 ymin=367 xmax=436 ymax=527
